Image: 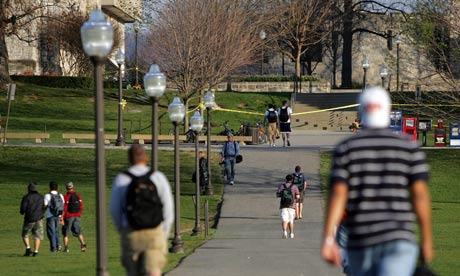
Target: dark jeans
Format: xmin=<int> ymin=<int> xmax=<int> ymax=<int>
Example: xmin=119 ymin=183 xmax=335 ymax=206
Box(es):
xmin=224 ymin=157 xmax=236 ymax=182
xmin=46 ymin=216 xmax=61 ymax=252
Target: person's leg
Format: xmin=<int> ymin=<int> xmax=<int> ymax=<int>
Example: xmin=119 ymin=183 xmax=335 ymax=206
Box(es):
xmin=299 ymin=202 xmax=304 ymax=218
xmin=230 ymin=158 xmax=235 ymax=183
xmin=347 ymin=246 xmax=376 ymax=276
xmin=286 ymin=131 xmax=291 ymax=146
xmin=46 ymin=217 xmax=55 ymax=251
xmin=288 ymin=208 xmax=295 ymax=238
xmin=224 ymin=158 xmax=231 ymax=182
xmin=71 ymin=217 xmax=86 ymax=252
xmin=32 ymin=220 xmax=44 ymax=256
xmin=295 ymin=202 xmax=300 ymax=219
xmin=378 ymin=240 xmax=418 ymax=276
xmin=62 ymin=218 xmax=70 ymax=251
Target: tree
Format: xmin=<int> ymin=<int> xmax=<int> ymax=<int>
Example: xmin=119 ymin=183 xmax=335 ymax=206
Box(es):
xmin=147 ymin=0 xmax=265 ymax=129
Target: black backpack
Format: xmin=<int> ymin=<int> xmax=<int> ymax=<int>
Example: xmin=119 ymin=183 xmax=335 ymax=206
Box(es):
xmin=49 ymin=193 xmax=64 ymax=216
xmin=280 ymin=184 xmax=295 ymax=207
xmin=279 ymin=107 xmax=289 ymax=122
xmin=67 ymin=193 xmax=81 ymax=214
xmin=267 ymin=110 xmax=277 ymax=123
xmin=292 ymin=173 xmax=304 ymax=191
xmin=125 ymin=170 xmax=163 ymax=230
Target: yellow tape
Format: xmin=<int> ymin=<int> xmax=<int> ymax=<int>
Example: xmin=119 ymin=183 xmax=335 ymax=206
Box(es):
xmin=291 ymin=103 xmax=360 ymax=116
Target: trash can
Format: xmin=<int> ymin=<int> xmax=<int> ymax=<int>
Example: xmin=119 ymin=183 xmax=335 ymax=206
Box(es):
xmin=246 ymin=126 xmax=259 ymax=145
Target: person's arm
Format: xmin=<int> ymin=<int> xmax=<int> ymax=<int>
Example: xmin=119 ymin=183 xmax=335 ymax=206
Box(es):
xmin=110 ymin=175 xmax=124 ymax=231
xmin=20 ymin=196 xmax=27 ymax=215
xmin=62 ymin=194 xmax=68 ymax=221
xmin=303 ymin=175 xmax=307 ymax=191
xmin=235 ymin=141 xmax=240 ymax=155
xmin=411 ymin=180 xmax=434 ymax=263
xmin=221 ymin=142 xmax=226 ymax=162
xmin=321 ymin=182 xmax=348 ymax=266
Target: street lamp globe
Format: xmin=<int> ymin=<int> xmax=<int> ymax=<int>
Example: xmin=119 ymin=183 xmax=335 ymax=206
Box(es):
xmin=168 ymin=97 xmax=185 ymax=123
xmin=259 ymin=30 xmax=266 ymax=40
xmin=362 ymin=56 xmax=370 ymax=70
xmin=144 ymin=64 xmax=166 ymax=98
xmin=190 ymin=111 xmax=204 ymax=132
xmin=395 ymin=34 xmax=402 ymax=45
xmin=81 ymin=9 xmax=113 ymax=58
xmin=115 ymin=49 xmax=124 ymax=66
xmin=379 ymin=64 xmax=388 ymax=79
xmin=204 ymin=90 xmax=216 ymax=108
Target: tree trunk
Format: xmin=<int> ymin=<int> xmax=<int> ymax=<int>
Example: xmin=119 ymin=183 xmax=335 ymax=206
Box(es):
xmin=0 ymin=11 xmax=12 ymax=89
xmin=341 ymin=0 xmax=353 ymax=89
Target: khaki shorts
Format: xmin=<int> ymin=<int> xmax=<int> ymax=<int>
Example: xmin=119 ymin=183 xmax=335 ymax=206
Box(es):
xmin=280 ymin=208 xmax=296 ymax=223
xmin=121 ymin=226 xmax=167 ymax=276
xmin=297 ymin=190 xmax=305 ymax=203
xmin=22 ymin=219 xmax=44 ymax=240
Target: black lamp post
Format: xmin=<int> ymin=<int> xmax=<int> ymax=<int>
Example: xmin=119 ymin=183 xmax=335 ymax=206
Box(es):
xmin=203 ymin=90 xmax=215 ymax=195
xmin=259 ymin=30 xmax=266 ymax=75
xmin=115 ymin=49 xmax=125 ymax=146
xmin=396 ymin=35 xmax=401 ymax=93
xmin=144 ymin=64 xmax=166 ymax=171
xmin=81 ymin=9 xmax=113 ymax=276
xmin=379 ymin=64 xmax=388 ymax=88
xmin=168 ymin=96 xmax=185 ymax=253
xmin=190 ymin=111 xmax=204 ymax=235
xmin=133 ymin=21 xmax=140 ymax=87
xmin=362 ymin=56 xmax=369 ymax=91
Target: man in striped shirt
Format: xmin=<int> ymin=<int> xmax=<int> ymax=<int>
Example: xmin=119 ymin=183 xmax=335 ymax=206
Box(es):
xmin=321 ymin=87 xmax=433 ymax=276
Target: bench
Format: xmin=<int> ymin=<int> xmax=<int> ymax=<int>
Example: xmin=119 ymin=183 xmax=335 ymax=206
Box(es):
xmin=131 ymin=134 xmax=252 ymax=145
xmin=0 ymin=133 xmax=50 ymax=143
xmin=62 ymin=133 xmax=118 ymax=144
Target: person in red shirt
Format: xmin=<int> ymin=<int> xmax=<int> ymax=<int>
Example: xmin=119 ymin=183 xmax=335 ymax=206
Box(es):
xmin=61 ymin=182 xmax=86 ymax=253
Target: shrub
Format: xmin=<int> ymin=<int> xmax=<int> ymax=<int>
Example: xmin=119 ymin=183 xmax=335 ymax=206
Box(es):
xmin=10 ymin=75 xmax=93 ymax=88
xmin=234 ymin=75 xmax=319 ymax=82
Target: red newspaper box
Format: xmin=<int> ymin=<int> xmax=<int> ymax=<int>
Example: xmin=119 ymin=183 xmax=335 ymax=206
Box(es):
xmin=402 ymin=117 xmax=418 ymax=142
xmin=434 ymin=119 xmax=446 ymax=147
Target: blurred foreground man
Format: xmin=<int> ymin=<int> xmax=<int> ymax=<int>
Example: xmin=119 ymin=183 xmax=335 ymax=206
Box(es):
xmin=321 ymin=87 xmax=433 ymax=276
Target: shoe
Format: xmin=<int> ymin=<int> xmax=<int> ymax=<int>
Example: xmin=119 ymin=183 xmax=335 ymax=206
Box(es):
xmin=287 ymin=140 xmax=291 ymax=146
xmin=24 ymin=248 xmax=31 ymax=256
xmin=290 ymin=233 xmax=294 ymax=239
xmin=282 ymin=231 xmax=287 ymax=239
xmin=81 ymin=244 xmax=86 ymax=252
xmin=32 ymin=252 xmax=38 ymax=257
xmin=63 ymin=247 xmax=69 ymax=253
xmin=58 ymin=245 xmax=62 ymax=252
xmin=229 ymin=181 xmax=234 ymax=185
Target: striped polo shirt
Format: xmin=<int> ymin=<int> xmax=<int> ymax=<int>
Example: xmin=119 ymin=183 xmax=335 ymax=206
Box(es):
xmin=330 ymin=128 xmax=429 ymax=248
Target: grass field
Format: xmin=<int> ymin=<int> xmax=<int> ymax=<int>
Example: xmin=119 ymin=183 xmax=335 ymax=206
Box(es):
xmin=0 ymin=146 xmax=223 ymax=275
xmin=320 ymin=149 xmax=460 ymax=276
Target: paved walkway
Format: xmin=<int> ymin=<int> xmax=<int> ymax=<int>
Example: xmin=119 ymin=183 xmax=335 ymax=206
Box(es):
xmin=167 ymin=131 xmax=352 ymax=276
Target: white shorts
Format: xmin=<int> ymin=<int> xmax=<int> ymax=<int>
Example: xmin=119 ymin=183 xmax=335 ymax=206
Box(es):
xmin=280 ymin=208 xmax=296 ymax=223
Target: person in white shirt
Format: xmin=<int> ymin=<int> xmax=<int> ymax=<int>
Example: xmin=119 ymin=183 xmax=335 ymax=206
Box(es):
xmin=110 ymin=145 xmax=174 ymax=276
xmin=277 ymin=100 xmax=293 ymax=147
xmin=44 ymin=181 xmax=64 ymax=253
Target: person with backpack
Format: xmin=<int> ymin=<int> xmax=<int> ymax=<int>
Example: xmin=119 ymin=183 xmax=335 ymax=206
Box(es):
xmin=20 ymin=182 xmax=45 ymax=257
xmin=110 ymin=145 xmax=173 ymax=276
xmin=264 ymin=103 xmax=279 ymax=147
xmin=44 ymin=181 xmax=64 ymax=253
xmin=292 ymin=165 xmax=308 ymax=220
xmin=278 ymin=100 xmax=292 ymax=147
xmin=276 ymin=175 xmax=300 ymax=239
xmin=61 ymin=182 xmax=86 ymax=253
xmin=220 ymin=133 xmax=240 ymax=185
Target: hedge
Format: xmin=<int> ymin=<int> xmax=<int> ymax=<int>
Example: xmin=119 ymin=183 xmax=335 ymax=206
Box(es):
xmin=10 ymin=75 xmax=93 ymax=89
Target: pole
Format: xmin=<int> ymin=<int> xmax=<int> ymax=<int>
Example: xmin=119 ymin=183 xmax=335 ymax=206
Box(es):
xmin=381 ymin=77 xmax=385 ymax=88
xmin=151 ymin=98 xmax=159 ymax=171
xmin=3 ymin=85 xmax=13 ymax=144
xmin=260 ymin=48 xmax=264 ymax=75
xmin=396 ymin=43 xmax=400 ymax=93
xmin=362 ymin=68 xmax=367 ymax=91
xmin=170 ymin=122 xmax=184 ymax=253
xmin=205 ymin=107 xmax=213 ymax=195
xmin=192 ymin=131 xmax=201 ymax=235
xmin=91 ymin=58 xmax=109 ymax=276
xmin=135 ymin=30 xmax=139 ymax=86
xmin=116 ymin=65 xmax=125 ymax=146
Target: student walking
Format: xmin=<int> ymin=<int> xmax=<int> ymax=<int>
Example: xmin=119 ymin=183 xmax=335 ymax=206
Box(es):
xmin=220 ymin=133 xmax=240 ymax=185
xmin=292 ymin=165 xmax=307 ymax=220
xmin=110 ymin=145 xmax=174 ymax=276
xmin=276 ymin=175 xmax=300 ymax=239
xmin=198 ymin=151 xmax=209 ymax=194
xmin=278 ymin=100 xmax=292 ymax=147
xmin=264 ymin=104 xmax=279 ymax=147
xmin=61 ymin=182 xmax=86 ymax=253
xmin=20 ymin=182 xmax=45 ymax=257
xmin=321 ymin=87 xmax=433 ymax=276
xmin=44 ymin=181 xmax=64 ymax=253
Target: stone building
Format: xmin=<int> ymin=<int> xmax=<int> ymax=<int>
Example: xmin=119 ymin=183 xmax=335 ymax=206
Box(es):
xmin=6 ymin=0 xmax=141 ymax=76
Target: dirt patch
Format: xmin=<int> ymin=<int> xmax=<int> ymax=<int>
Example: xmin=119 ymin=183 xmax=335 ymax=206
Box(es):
xmin=88 ymin=98 xmax=95 ymax=103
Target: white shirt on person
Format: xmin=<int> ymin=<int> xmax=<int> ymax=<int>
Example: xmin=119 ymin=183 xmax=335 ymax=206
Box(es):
xmin=44 ymin=191 xmax=65 ymax=219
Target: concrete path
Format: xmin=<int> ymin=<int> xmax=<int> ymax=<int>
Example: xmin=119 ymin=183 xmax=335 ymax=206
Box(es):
xmin=167 ymin=131 xmax=352 ymax=276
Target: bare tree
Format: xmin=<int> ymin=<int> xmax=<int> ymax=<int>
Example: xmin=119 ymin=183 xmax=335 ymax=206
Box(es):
xmin=147 ymin=0 xmax=265 ymax=129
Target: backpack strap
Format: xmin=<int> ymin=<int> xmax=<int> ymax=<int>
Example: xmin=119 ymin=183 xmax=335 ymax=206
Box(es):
xmin=124 ymin=169 xmax=154 ymax=179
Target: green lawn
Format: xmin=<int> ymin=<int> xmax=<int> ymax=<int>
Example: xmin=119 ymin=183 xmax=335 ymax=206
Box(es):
xmin=320 ymin=149 xmax=460 ymax=276
xmin=0 ymin=146 xmax=223 ymax=275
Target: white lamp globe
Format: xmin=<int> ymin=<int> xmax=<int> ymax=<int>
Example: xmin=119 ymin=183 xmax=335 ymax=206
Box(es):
xmin=168 ymin=97 xmax=185 ymax=123
xmin=81 ymin=9 xmax=114 ymax=58
xmin=190 ymin=111 xmax=204 ymax=132
xmin=144 ymin=64 xmax=166 ymax=98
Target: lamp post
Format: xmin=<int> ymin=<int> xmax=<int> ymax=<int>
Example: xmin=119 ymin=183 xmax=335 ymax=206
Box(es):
xmin=168 ymin=96 xmax=185 ymax=253
xmin=133 ymin=21 xmax=140 ymax=86
xmin=144 ymin=64 xmax=166 ymax=171
xmin=396 ymin=35 xmax=401 ymax=92
xmin=379 ymin=64 xmax=388 ymax=88
xmin=115 ymin=49 xmax=125 ymax=146
xmin=259 ymin=30 xmax=266 ymax=75
xmin=362 ymin=56 xmax=370 ymax=91
xmin=81 ymin=9 xmax=113 ymax=276
xmin=190 ymin=110 xmax=204 ymax=235
xmin=204 ymin=90 xmax=215 ymax=195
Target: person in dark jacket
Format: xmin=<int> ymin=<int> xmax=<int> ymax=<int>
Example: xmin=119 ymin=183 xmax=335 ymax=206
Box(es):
xmin=198 ymin=151 xmax=209 ymax=194
xmin=20 ymin=182 xmax=45 ymax=257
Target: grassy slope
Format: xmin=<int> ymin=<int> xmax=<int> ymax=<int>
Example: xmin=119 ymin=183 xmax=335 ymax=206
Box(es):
xmin=320 ymin=149 xmax=460 ymax=276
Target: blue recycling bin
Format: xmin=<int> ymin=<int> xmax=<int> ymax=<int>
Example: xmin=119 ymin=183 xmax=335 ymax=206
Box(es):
xmin=450 ymin=123 xmax=460 ymax=147
xmin=389 ymin=110 xmax=402 ymax=135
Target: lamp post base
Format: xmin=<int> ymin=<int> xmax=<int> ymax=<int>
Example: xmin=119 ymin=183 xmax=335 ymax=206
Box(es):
xmin=115 ymin=137 xmax=125 ymax=146
xmin=169 ymin=238 xmax=185 ymax=253
xmin=204 ymin=187 xmax=213 ymax=195
xmin=192 ymin=225 xmax=202 ymax=236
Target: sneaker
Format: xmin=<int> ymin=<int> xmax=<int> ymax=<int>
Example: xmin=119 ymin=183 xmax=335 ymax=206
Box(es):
xmin=58 ymin=245 xmax=62 ymax=252
xmin=290 ymin=233 xmax=294 ymax=239
xmin=63 ymin=247 xmax=69 ymax=253
xmin=282 ymin=231 xmax=287 ymax=239
xmin=287 ymin=140 xmax=291 ymax=146
xmin=24 ymin=248 xmax=31 ymax=257
xmin=81 ymin=244 xmax=86 ymax=252
xmin=229 ymin=181 xmax=234 ymax=185
xmin=32 ymin=251 xmax=38 ymax=257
